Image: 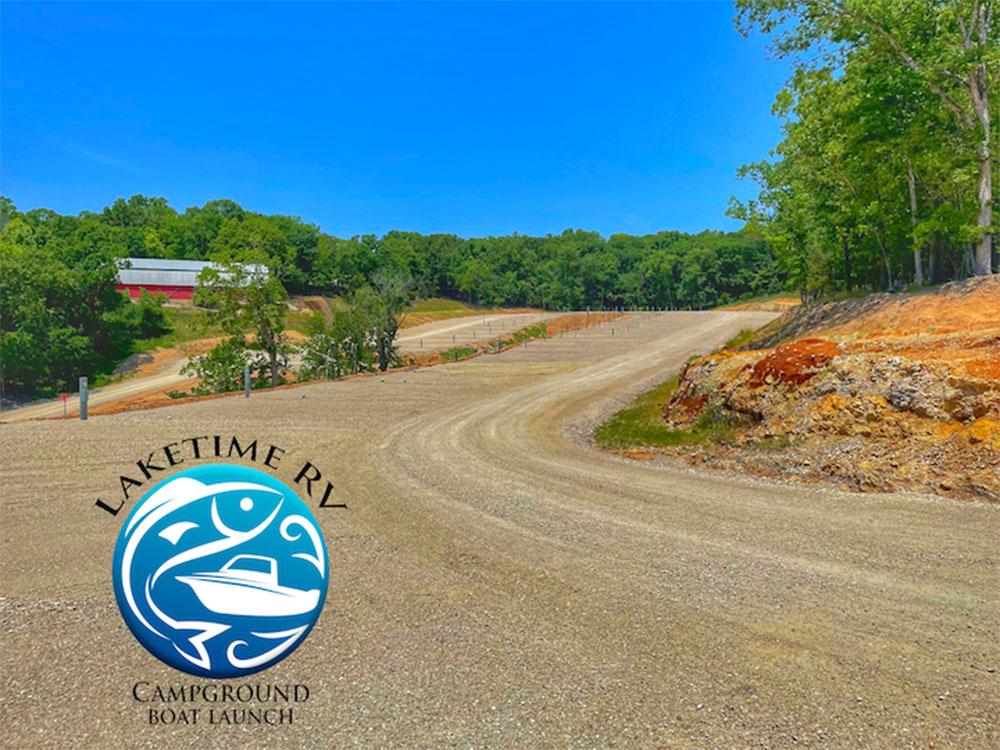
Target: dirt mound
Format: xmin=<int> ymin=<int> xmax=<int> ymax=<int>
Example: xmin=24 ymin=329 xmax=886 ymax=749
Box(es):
xmin=748 ymin=276 xmax=999 ymax=348
xmin=659 ymin=277 xmax=1000 ymax=501
xmin=720 ymin=296 xmax=800 ymax=312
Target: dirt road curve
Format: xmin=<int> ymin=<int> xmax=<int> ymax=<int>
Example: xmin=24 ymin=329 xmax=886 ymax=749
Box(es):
xmin=1 ymin=312 xmax=997 ymax=749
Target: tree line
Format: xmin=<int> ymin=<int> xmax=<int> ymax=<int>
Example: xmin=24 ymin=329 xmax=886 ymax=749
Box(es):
xmin=0 ymin=195 xmax=783 ymax=397
xmin=1 ymin=195 xmax=782 ymax=309
xmin=732 ymin=0 xmax=997 ymax=296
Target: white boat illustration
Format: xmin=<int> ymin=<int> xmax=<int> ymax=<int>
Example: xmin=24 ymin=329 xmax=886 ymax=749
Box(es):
xmin=176 ymin=554 xmax=319 ymax=617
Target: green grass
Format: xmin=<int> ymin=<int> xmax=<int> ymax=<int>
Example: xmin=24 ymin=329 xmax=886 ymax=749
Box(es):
xmin=285 ymin=308 xmax=324 ymax=333
xmin=594 ymin=375 xmax=743 ymax=449
xmin=504 ymin=322 xmax=547 ymax=345
xmin=722 ymin=327 xmax=758 ymax=350
xmin=713 ymin=291 xmax=795 ymax=309
xmin=134 ymin=304 xmax=325 ymax=354
xmin=441 ymin=346 xmax=477 ymax=362
xmin=131 ymin=306 xmax=224 ymax=352
xmin=408 ymin=297 xmax=474 ymax=313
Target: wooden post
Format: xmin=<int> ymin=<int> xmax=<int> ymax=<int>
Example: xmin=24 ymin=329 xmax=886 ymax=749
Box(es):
xmin=78 ymin=377 xmax=88 ymax=420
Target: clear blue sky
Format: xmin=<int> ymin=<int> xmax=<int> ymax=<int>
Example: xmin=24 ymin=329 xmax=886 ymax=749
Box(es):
xmin=1 ymin=1 xmax=790 ymax=238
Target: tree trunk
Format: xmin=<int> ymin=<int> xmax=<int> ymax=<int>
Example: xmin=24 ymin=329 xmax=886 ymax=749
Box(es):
xmin=874 ymin=229 xmax=893 ymax=290
xmin=270 ymin=350 xmax=279 ymax=388
xmin=968 ymin=8 xmax=992 ymax=274
xmin=906 ymin=161 xmax=924 ymax=286
xmin=841 ymin=234 xmax=853 ymax=291
xmin=845 ymin=2 xmax=993 ymax=274
xmin=973 ymin=137 xmax=993 ymax=274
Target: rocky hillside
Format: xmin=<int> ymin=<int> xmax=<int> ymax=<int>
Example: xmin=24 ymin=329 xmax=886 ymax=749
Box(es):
xmin=663 ymin=277 xmax=1000 ymax=500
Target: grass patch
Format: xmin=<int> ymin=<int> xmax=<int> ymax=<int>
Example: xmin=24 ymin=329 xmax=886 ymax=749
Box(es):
xmin=285 ymin=308 xmax=324 ymax=334
xmin=504 ymin=322 xmax=547 ymax=345
xmin=723 ymin=327 xmax=757 ymax=351
xmin=408 ymin=297 xmax=474 ymax=313
xmin=441 ymin=346 xmax=477 ymax=362
xmin=132 ymin=307 xmax=224 ymax=352
xmin=135 ymin=304 xmax=325 ymax=354
xmin=594 ymin=376 xmax=743 ymax=449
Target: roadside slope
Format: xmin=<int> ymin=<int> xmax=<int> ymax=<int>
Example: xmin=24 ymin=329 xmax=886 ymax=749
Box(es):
xmin=622 ymin=277 xmax=1000 ymax=500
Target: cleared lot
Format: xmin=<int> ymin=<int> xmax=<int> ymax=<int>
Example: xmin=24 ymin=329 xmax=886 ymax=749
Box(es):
xmin=396 ymin=311 xmax=561 ymax=352
xmin=1 ymin=311 xmax=561 ymax=422
xmin=1 ymin=311 xmax=997 ymax=749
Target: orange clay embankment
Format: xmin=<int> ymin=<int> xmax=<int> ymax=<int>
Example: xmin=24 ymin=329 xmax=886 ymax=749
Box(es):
xmin=657 ymin=277 xmax=1000 ymax=501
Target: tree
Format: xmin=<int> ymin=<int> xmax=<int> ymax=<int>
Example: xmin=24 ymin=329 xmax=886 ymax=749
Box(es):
xmin=736 ymin=0 xmax=997 ymax=276
xmin=455 ymin=258 xmax=495 ymax=305
xmin=363 ymin=268 xmax=412 ymax=372
xmin=0 ymin=216 xmax=167 ymax=396
xmin=194 ymin=262 xmax=290 ymax=388
xmin=299 ymin=304 xmax=377 ymax=381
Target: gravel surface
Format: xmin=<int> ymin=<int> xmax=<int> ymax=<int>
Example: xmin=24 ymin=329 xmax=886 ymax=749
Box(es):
xmin=1 ymin=311 xmax=997 ymax=749
xmin=0 ymin=312 xmax=561 ymax=423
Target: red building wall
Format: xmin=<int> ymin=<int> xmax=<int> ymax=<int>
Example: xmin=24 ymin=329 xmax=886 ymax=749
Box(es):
xmin=117 ymin=284 xmax=195 ymax=300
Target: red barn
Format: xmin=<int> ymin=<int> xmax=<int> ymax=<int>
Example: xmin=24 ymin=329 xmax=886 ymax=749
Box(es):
xmin=116 ymin=258 xmax=210 ymax=300
xmin=116 ymin=258 xmax=266 ymax=300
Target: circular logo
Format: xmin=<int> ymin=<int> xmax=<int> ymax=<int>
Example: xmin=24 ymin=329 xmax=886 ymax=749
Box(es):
xmin=113 ymin=464 xmax=328 ymax=678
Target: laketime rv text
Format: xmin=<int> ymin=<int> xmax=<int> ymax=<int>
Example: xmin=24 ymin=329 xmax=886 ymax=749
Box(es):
xmin=94 ymin=435 xmax=346 ymax=515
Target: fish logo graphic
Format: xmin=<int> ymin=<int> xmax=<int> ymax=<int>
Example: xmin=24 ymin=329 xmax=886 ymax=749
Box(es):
xmin=112 ymin=464 xmax=328 ymax=677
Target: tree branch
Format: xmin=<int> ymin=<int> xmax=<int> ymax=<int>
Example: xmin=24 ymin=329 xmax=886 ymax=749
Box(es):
xmin=821 ymin=0 xmax=974 ymax=128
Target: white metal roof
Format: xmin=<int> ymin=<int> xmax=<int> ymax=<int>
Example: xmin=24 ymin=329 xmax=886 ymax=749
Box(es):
xmin=117 ymin=258 xmax=268 ymax=287
xmin=122 ymin=258 xmax=213 ymax=272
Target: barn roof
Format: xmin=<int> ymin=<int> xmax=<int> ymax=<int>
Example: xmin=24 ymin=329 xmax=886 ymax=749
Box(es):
xmin=117 ymin=258 xmax=268 ymax=287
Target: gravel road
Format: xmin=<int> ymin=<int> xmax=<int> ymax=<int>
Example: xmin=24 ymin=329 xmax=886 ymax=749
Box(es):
xmin=396 ymin=312 xmax=562 ymax=352
xmin=1 ymin=312 xmax=560 ymax=423
xmin=1 ymin=311 xmax=996 ymax=749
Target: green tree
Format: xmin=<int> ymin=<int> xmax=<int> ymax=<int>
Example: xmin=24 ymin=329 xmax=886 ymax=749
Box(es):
xmin=194 ymin=263 xmax=291 ymax=388
xmin=360 ymin=269 xmax=412 ymax=372
xmin=736 ymin=0 xmax=997 ymax=276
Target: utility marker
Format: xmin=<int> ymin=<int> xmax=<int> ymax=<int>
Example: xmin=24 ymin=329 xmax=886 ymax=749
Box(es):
xmin=78 ymin=377 xmax=88 ymax=421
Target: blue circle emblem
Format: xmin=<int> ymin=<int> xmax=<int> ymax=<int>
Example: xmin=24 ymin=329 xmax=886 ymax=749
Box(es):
xmin=113 ymin=464 xmax=329 ymax=678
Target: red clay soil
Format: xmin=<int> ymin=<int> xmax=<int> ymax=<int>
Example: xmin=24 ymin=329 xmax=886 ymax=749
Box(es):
xmin=544 ymin=312 xmax=620 ymax=337
xmin=747 ymin=338 xmax=841 ymax=387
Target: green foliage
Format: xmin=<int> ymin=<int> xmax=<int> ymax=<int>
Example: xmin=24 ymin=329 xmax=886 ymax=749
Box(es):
xmin=298 ymin=304 xmax=377 ymax=380
xmin=440 ymin=346 xmax=477 ymax=362
xmin=2 ymin=195 xmax=786 ymax=313
xmin=0 ymin=218 xmax=168 ymax=397
xmin=181 ymin=336 xmax=253 ymax=395
xmin=733 ymin=0 xmax=998 ymax=293
xmin=723 ymin=328 xmax=758 ymax=351
xmin=194 ymin=262 xmax=292 ymax=388
xmin=356 ymin=269 xmax=413 ymax=371
xmin=408 ymin=297 xmax=472 ymax=313
xmin=594 ymin=376 xmax=741 ymax=449
xmin=504 ymin=322 xmax=548 ymax=345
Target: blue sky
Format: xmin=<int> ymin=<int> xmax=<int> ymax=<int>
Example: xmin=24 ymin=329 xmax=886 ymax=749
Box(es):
xmin=1 ymin=1 xmax=790 ymax=238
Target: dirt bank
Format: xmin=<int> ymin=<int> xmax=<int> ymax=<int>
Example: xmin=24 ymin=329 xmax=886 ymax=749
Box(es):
xmin=655 ymin=277 xmax=1000 ymax=500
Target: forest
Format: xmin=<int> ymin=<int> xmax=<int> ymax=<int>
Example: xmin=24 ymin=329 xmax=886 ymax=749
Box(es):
xmin=0 ymin=195 xmax=781 ymax=310
xmin=0 ymin=195 xmax=782 ymax=396
xmin=733 ymin=0 xmax=997 ymax=296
